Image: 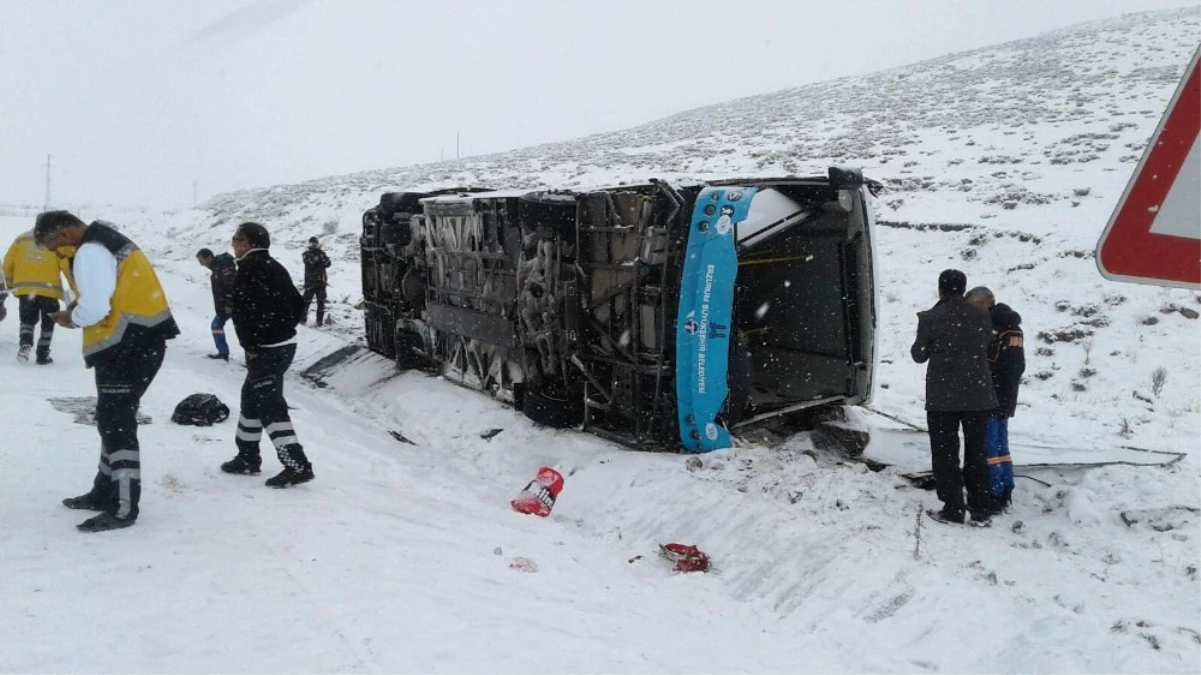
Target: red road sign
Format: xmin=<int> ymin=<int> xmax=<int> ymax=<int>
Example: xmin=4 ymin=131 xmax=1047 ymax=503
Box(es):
xmin=1096 ymin=45 xmax=1200 ymax=290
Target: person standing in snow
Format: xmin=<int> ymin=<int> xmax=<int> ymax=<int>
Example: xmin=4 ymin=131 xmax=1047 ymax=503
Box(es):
xmin=196 ymin=247 xmax=238 ymax=361
xmin=38 ymin=211 xmax=180 ymax=532
xmin=966 ymin=286 xmax=1025 ymax=513
xmin=222 ymin=222 xmax=314 ymax=487
xmin=300 ymin=236 xmax=331 ymax=327
xmin=4 ymin=229 xmax=76 ymax=364
xmin=910 ymin=269 xmax=998 ymax=527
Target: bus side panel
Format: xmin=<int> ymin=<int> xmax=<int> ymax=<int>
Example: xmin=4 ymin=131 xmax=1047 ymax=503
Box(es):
xmin=675 ymin=187 xmax=758 ymax=452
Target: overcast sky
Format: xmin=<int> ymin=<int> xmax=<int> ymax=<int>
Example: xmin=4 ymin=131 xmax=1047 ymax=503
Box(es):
xmin=1 ymin=0 xmax=1197 ymax=209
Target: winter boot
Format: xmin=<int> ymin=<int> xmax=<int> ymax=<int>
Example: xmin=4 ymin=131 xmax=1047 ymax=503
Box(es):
xmin=17 ymin=344 xmax=31 ymax=363
xmin=62 ymin=491 xmax=114 ymax=512
xmin=926 ymin=507 xmax=965 ymax=525
xmin=968 ymin=512 xmax=993 ymax=528
xmin=36 ymin=353 xmax=52 ymax=365
xmin=207 ymin=353 xmax=230 ymax=361
xmin=266 ymin=463 xmax=314 ymax=488
xmin=221 ymin=454 xmax=262 ymax=475
xmin=76 ymin=512 xmax=136 ymax=532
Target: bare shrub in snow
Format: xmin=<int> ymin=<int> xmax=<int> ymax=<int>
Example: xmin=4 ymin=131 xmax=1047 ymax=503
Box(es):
xmin=1151 ymin=368 xmax=1168 ymax=397
xmin=1118 ymin=417 xmax=1132 ymax=438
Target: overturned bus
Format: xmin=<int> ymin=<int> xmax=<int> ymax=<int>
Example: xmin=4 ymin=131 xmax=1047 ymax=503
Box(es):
xmin=360 ymin=168 xmax=880 ymax=452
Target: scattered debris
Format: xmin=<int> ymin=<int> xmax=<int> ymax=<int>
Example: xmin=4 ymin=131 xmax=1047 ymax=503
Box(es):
xmin=493 ymin=547 xmax=503 ymax=556
xmin=389 ymin=430 xmax=417 ymax=445
xmin=659 ymin=543 xmax=711 ymax=573
xmin=48 ymin=397 xmax=151 ymax=426
xmin=480 ymin=428 xmax=504 ymax=441
xmin=511 ymin=467 xmax=565 ymax=517
xmin=508 ymin=557 xmax=538 ymax=573
xmin=685 ymin=457 xmax=703 ymax=472
xmin=1118 ymin=506 xmax=1199 ymax=532
xmin=628 ymin=555 xmax=643 ymax=564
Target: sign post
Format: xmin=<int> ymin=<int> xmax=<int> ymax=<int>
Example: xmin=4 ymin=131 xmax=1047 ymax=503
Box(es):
xmin=1096 ymin=46 xmax=1200 ymax=290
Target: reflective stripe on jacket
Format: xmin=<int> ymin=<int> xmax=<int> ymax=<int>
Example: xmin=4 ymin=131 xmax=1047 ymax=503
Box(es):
xmin=79 ymin=222 xmax=180 ymax=366
xmin=3 ymin=231 xmax=71 ymax=300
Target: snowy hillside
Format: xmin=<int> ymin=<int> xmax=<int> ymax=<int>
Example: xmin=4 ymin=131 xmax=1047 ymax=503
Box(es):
xmin=2 ymin=7 xmax=1199 ymax=674
xmin=145 ymin=6 xmax=1201 ymax=455
xmin=192 ymin=7 xmax=1199 ymax=233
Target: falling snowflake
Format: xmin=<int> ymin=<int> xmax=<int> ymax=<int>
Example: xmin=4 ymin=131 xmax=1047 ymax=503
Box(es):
xmin=755 ymin=303 xmax=770 ymax=319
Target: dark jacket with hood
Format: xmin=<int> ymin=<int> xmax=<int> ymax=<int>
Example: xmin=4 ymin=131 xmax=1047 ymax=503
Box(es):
xmin=302 ymin=247 xmax=330 ymax=289
xmin=988 ymin=303 xmax=1025 ymax=418
xmin=209 ymin=252 xmax=237 ymax=317
xmin=910 ymin=295 xmax=999 ymax=412
xmin=231 ymin=249 xmax=304 ymax=352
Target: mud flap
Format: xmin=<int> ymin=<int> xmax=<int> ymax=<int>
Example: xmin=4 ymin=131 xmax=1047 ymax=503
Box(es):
xmin=675 ymin=186 xmax=759 ymax=452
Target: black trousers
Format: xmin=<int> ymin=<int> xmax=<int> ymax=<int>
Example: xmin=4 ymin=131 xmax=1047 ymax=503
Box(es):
xmin=235 ymin=344 xmax=309 ymax=470
xmin=18 ymin=295 xmax=59 ymax=356
xmin=89 ymin=341 xmax=166 ymax=521
xmin=927 ymin=410 xmax=993 ymax=517
xmin=302 ymin=285 xmax=326 ymax=325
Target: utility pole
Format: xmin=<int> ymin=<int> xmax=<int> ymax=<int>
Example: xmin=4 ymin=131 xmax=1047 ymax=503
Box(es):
xmin=43 ymin=154 xmax=52 ymax=211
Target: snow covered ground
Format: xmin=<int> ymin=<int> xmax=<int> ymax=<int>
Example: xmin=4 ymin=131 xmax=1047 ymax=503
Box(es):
xmin=2 ymin=211 xmax=1198 ymax=673
xmin=2 ymin=7 xmax=1200 ymax=674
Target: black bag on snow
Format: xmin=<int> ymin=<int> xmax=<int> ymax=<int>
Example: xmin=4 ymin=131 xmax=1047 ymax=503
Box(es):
xmin=172 ymin=393 xmax=230 ymax=426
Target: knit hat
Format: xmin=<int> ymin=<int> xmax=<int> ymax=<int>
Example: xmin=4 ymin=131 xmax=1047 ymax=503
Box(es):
xmin=938 ymin=269 xmax=967 ymax=297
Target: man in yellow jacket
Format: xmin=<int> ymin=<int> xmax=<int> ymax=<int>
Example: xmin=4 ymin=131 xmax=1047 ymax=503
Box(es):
xmin=3 ymin=230 xmax=75 ymax=364
xmin=37 ymin=211 xmax=179 ymax=532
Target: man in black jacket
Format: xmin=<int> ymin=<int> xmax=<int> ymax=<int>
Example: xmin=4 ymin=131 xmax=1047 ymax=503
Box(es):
xmin=966 ymin=287 xmax=1025 ymax=511
xmin=911 ymin=269 xmax=999 ymax=526
xmin=197 ymin=248 xmax=238 ymax=361
xmin=301 ymin=236 xmax=331 ymax=327
xmin=223 ymin=222 xmax=314 ymax=487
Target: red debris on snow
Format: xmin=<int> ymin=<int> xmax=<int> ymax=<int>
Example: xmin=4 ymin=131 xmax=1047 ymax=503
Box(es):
xmin=659 ymin=543 xmax=711 ymax=573
xmin=510 ymin=466 xmax=565 ymax=517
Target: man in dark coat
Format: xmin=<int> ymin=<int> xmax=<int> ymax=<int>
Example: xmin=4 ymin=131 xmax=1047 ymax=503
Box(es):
xmin=223 ymin=222 xmax=314 ymax=487
xmin=966 ymin=286 xmax=1025 ymax=511
xmin=197 ymin=248 xmax=238 ymax=361
xmin=911 ymin=269 xmax=999 ymax=526
xmin=301 ymin=236 xmax=331 ymax=327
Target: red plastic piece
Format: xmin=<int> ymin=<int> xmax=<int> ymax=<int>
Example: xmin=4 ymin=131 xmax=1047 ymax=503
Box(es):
xmin=659 ymin=543 xmax=711 ymax=573
xmin=510 ymin=466 xmax=565 ymax=517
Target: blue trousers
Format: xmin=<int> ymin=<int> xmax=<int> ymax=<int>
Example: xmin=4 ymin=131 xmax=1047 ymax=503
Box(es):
xmin=985 ymin=416 xmax=1015 ymax=502
xmin=211 ymin=315 xmax=230 ymax=357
